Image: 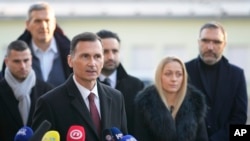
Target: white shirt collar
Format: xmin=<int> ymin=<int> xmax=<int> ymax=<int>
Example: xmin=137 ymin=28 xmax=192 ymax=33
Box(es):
xmin=72 ymin=75 xmax=101 ymax=116
xmin=73 ymin=75 xmax=99 ymax=100
xmin=99 ymin=70 xmax=117 ymax=88
xmin=31 ymin=37 xmax=58 ymax=53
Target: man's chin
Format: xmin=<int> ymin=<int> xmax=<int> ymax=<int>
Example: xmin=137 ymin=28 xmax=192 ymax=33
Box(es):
xmin=204 ymin=59 xmax=217 ymax=65
xmin=103 ymin=67 xmax=116 ymax=72
xmin=17 ymin=76 xmax=27 ymax=81
xmin=38 ymin=36 xmax=51 ymax=43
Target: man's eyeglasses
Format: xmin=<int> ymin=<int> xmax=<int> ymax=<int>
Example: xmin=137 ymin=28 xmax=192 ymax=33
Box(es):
xmin=200 ymin=38 xmax=224 ymax=45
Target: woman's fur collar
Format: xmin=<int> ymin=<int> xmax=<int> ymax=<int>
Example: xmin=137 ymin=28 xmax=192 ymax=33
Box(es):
xmin=135 ymin=84 xmax=206 ymax=140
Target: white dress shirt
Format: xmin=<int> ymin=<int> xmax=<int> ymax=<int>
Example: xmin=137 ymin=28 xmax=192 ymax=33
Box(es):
xmin=73 ymin=75 xmax=101 ymax=117
xmin=99 ymin=70 xmax=117 ymax=88
xmin=32 ymin=37 xmax=58 ymax=81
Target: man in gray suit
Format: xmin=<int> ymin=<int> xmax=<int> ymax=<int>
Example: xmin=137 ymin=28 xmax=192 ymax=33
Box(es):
xmin=32 ymin=32 xmax=127 ymax=141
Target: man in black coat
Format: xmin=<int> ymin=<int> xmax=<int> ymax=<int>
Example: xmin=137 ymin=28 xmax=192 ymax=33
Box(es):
xmin=185 ymin=21 xmax=248 ymax=141
xmin=0 ymin=40 xmax=52 ymax=141
xmin=32 ymin=32 xmax=128 ymax=141
xmin=1 ymin=2 xmax=72 ymax=87
xmin=96 ymin=30 xmax=145 ymax=134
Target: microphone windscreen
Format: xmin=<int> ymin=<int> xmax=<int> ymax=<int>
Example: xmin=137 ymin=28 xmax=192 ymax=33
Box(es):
xmin=66 ymin=125 xmax=85 ymax=141
xmin=14 ymin=126 xmax=33 ymax=141
xmin=29 ymin=120 xmax=51 ymax=141
xmin=121 ymin=135 xmax=137 ymax=141
xmin=41 ymin=130 xmax=60 ymax=141
xmin=110 ymin=127 xmax=123 ymax=141
xmin=102 ymin=128 xmax=114 ymax=141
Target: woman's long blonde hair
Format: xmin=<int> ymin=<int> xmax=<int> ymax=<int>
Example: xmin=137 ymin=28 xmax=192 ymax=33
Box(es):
xmin=154 ymin=56 xmax=188 ymax=118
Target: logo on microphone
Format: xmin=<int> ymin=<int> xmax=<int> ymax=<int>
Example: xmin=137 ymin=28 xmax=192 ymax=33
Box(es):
xmin=105 ymin=134 xmax=112 ymax=140
xmin=70 ymin=129 xmax=82 ymax=139
xmin=115 ymin=133 xmax=123 ymax=139
xmin=17 ymin=128 xmax=28 ymax=135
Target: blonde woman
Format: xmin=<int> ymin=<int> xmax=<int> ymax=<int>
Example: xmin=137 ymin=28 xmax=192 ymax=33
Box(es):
xmin=132 ymin=56 xmax=208 ymax=141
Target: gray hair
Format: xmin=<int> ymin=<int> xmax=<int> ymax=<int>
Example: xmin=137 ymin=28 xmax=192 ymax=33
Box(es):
xmin=27 ymin=1 xmax=55 ymax=20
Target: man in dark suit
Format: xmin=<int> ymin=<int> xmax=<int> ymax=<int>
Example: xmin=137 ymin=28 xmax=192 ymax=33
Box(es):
xmin=32 ymin=32 xmax=128 ymax=141
xmin=96 ymin=30 xmax=145 ymax=134
xmin=0 ymin=40 xmax=53 ymax=141
xmin=1 ymin=1 xmax=72 ymax=87
xmin=185 ymin=21 xmax=248 ymax=141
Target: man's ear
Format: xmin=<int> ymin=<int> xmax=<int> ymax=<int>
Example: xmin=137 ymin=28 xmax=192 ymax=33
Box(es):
xmin=4 ymin=57 xmax=8 ymax=66
xmin=25 ymin=20 xmax=30 ymax=31
xmin=67 ymin=55 xmax=73 ymax=68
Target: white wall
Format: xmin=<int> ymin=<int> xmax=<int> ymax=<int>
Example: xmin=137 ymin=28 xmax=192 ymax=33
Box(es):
xmin=1 ymin=18 xmax=250 ymax=88
xmin=1 ymin=17 xmax=250 ymax=123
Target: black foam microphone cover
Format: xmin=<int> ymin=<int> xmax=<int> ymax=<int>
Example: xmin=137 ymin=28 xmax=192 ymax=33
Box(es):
xmin=29 ymin=120 xmax=51 ymax=141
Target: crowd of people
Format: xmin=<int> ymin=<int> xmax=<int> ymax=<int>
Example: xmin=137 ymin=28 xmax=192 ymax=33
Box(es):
xmin=0 ymin=1 xmax=248 ymax=141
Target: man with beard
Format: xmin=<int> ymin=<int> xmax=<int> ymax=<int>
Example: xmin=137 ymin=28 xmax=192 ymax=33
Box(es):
xmin=97 ymin=30 xmax=144 ymax=134
xmin=185 ymin=21 xmax=248 ymax=141
xmin=0 ymin=40 xmax=52 ymax=141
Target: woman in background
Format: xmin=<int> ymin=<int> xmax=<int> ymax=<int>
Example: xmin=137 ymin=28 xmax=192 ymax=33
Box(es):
xmin=132 ymin=56 xmax=208 ymax=141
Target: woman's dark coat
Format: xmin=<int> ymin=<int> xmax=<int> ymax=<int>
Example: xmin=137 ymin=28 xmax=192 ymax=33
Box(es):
xmin=132 ymin=85 xmax=208 ymax=141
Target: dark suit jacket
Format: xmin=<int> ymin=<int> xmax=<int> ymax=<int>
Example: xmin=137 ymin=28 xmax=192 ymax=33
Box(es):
xmin=0 ymin=79 xmax=53 ymax=141
xmin=0 ymin=73 xmax=2 ymax=80
xmin=114 ymin=64 xmax=144 ymax=134
xmin=32 ymin=75 xmax=128 ymax=141
xmin=185 ymin=56 xmax=248 ymax=141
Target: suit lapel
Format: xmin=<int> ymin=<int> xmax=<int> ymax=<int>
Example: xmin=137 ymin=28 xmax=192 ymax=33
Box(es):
xmin=98 ymin=82 xmax=112 ymax=129
xmin=65 ymin=76 xmax=99 ymax=138
xmin=1 ymin=80 xmax=23 ymax=126
xmin=213 ymin=59 xmax=230 ymax=113
xmin=27 ymin=87 xmax=36 ymax=125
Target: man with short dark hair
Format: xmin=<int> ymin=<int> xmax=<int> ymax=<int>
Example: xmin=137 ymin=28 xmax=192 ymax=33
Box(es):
xmin=32 ymin=32 xmax=128 ymax=141
xmin=96 ymin=29 xmax=145 ymax=134
xmin=0 ymin=40 xmax=53 ymax=141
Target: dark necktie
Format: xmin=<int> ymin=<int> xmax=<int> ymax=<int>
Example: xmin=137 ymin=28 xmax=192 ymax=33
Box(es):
xmin=103 ymin=78 xmax=111 ymax=86
xmin=88 ymin=93 xmax=101 ymax=137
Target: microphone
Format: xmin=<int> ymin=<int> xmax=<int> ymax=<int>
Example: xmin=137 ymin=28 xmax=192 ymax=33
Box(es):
xmin=41 ymin=130 xmax=60 ymax=141
xmin=110 ymin=127 xmax=123 ymax=141
xmin=29 ymin=120 xmax=51 ymax=141
xmin=66 ymin=125 xmax=85 ymax=141
xmin=102 ymin=128 xmax=114 ymax=141
xmin=121 ymin=135 xmax=137 ymax=141
xmin=14 ymin=126 xmax=33 ymax=141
